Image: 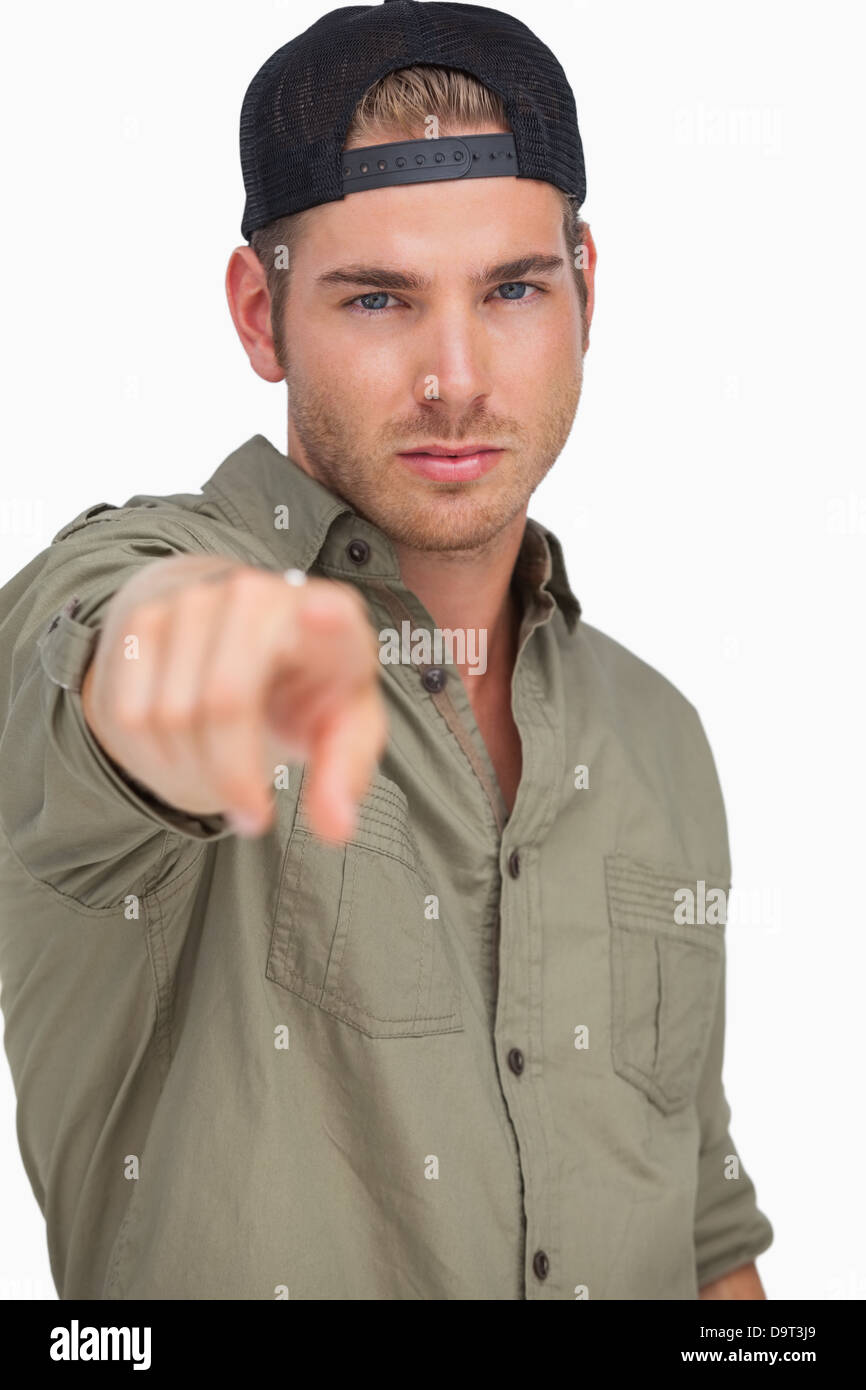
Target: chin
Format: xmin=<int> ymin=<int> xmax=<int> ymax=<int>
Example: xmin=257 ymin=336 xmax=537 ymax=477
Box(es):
xmin=380 ymin=491 xmax=517 ymax=552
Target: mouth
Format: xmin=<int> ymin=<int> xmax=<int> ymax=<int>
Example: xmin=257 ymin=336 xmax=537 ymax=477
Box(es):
xmin=396 ymin=444 xmax=505 ymax=482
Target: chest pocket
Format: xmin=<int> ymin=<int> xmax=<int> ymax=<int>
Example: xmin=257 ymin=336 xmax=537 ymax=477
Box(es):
xmin=605 ymin=852 xmax=727 ymax=1115
xmin=266 ymin=767 xmax=463 ymax=1038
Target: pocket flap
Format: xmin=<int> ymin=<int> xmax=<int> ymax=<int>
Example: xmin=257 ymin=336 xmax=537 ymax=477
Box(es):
xmin=605 ymin=852 xmax=728 ymax=1114
xmin=267 ymin=767 xmax=463 ymax=1038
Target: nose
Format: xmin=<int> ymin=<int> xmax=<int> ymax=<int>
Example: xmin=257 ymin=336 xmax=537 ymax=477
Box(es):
xmin=411 ymin=301 xmax=494 ymax=414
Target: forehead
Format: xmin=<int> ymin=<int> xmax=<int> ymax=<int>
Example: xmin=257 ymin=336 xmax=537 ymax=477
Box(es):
xmin=294 ymin=175 xmax=566 ymax=274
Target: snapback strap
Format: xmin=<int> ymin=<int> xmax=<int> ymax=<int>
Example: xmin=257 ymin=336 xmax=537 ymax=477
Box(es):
xmin=341 ymin=132 xmax=519 ymax=193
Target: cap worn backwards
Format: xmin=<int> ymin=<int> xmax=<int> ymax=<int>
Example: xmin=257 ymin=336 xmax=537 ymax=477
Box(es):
xmin=239 ymin=0 xmax=586 ymax=240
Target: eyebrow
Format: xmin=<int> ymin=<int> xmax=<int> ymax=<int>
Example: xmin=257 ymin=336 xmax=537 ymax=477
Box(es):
xmin=315 ymin=253 xmax=565 ymax=293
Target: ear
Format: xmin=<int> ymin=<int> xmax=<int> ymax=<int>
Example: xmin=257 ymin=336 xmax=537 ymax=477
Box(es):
xmin=225 ymin=245 xmax=285 ymax=384
xmin=580 ymin=223 xmax=597 ymax=353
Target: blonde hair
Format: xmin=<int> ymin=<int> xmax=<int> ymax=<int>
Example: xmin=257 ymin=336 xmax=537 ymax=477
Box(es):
xmin=251 ymin=64 xmax=588 ymax=364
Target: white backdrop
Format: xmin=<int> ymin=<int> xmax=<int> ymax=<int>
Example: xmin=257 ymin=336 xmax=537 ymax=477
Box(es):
xmin=1 ymin=0 xmax=863 ymax=1300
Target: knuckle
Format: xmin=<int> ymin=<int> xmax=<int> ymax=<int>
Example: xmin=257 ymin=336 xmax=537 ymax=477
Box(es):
xmin=201 ymin=682 xmax=246 ymax=722
xmin=112 ymin=697 xmax=150 ymax=734
xmin=125 ymin=600 xmax=164 ymax=641
xmin=177 ymin=581 xmax=220 ymax=619
xmin=152 ymin=698 xmax=196 ymax=733
xmin=223 ymin=566 xmax=265 ymax=605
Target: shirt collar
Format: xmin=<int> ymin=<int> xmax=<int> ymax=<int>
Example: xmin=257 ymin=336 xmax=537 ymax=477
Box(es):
xmin=201 ymin=434 xmax=581 ymax=634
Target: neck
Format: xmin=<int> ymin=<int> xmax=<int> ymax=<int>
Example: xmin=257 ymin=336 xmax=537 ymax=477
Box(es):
xmin=393 ymin=510 xmax=526 ymax=692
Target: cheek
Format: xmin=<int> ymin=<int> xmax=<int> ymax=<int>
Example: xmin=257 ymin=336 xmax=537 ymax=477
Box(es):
xmin=537 ymin=300 xmax=583 ymax=373
xmin=499 ymin=288 xmax=580 ymax=352
xmin=501 ymin=313 xmax=581 ymax=409
xmin=306 ymin=318 xmax=404 ymax=397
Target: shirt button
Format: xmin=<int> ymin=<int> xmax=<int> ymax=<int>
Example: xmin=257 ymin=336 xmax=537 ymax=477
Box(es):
xmin=346 ymin=538 xmax=370 ymax=565
xmin=532 ymin=1250 xmax=550 ymax=1281
xmin=507 ymin=849 xmax=521 ymax=878
xmin=507 ymin=1047 xmax=524 ymax=1075
xmin=421 ymin=666 xmax=446 ymax=693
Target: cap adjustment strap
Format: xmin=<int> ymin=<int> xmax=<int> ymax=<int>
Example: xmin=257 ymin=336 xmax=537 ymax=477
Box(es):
xmin=341 ymin=133 xmax=519 ymax=193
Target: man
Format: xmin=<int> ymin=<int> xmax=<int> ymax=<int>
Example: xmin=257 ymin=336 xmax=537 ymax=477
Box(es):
xmin=0 ymin=1 xmax=773 ymax=1299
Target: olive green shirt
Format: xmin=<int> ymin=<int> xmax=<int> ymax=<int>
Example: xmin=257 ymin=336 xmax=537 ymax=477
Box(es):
xmin=0 ymin=434 xmax=773 ymax=1299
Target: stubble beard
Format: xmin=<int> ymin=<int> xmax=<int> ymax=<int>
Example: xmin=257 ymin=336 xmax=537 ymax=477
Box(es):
xmin=283 ymin=358 xmax=583 ymax=555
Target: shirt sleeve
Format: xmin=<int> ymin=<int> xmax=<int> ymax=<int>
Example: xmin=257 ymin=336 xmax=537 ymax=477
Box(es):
xmin=0 ymin=507 xmax=237 ymax=908
xmin=693 ymin=907 xmax=774 ymax=1290
xmin=679 ymin=701 xmax=774 ymax=1290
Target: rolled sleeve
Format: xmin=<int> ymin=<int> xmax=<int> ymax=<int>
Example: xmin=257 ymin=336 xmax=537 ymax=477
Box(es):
xmin=693 ymin=959 xmax=774 ymax=1289
xmin=39 ymin=602 xmax=233 ymax=840
xmin=0 ymin=515 xmax=236 ymax=907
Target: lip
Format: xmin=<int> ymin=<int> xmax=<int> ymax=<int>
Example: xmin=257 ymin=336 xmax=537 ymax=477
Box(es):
xmin=397 ymin=446 xmax=505 ymax=482
xmin=401 ymin=443 xmax=499 ymax=457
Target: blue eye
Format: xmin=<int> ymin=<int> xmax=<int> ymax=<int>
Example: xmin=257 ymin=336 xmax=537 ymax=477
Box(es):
xmin=345 ymin=281 xmax=545 ymax=316
xmin=351 ymin=291 xmax=396 ymax=313
xmin=495 ymin=282 xmax=530 ymax=300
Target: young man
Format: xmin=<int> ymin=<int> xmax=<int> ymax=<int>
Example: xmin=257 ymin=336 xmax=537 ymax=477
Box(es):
xmin=0 ymin=2 xmax=773 ymax=1299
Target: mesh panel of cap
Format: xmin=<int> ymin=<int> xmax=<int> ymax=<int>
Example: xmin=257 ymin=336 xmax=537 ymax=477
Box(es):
xmin=239 ymin=0 xmax=585 ymax=239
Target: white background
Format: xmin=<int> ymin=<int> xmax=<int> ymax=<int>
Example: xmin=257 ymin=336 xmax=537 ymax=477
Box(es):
xmin=1 ymin=0 xmax=863 ymax=1300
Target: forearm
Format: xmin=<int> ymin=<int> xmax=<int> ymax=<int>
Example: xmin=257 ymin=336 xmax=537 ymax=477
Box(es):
xmin=699 ymin=1260 xmax=766 ymax=1300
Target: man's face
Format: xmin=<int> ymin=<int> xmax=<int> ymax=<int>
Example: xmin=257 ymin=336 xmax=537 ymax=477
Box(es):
xmin=280 ymin=132 xmax=587 ymax=553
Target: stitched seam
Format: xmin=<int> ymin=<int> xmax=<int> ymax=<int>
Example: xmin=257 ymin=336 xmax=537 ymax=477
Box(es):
xmin=430 ymin=683 xmax=506 ymax=834
xmin=652 ymin=936 xmax=662 ymax=1073
xmin=319 ymin=980 xmax=456 ymax=1022
xmin=143 ymin=891 xmax=171 ymax=1077
xmin=289 ymin=827 xmax=416 ymax=876
xmin=364 ymin=574 xmax=505 ymax=830
xmin=272 ymin=764 xmax=458 ymax=1029
xmin=276 ymin=849 xmax=454 ymax=1024
xmin=281 ymin=829 xmax=310 ymax=981
xmin=611 ymin=921 xmax=723 ymax=958
xmin=414 ymin=862 xmax=433 ymax=1026
xmin=146 ymin=848 xmax=209 ymax=905
xmin=0 ymin=818 xmax=207 ymax=917
xmin=609 ymin=923 xmax=722 ymax=1107
xmin=274 ymin=972 xmax=460 ymax=1032
xmin=322 ymin=844 xmax=355 ymax=995
xmin=606 ymin=853 xmax=726 ymax=1113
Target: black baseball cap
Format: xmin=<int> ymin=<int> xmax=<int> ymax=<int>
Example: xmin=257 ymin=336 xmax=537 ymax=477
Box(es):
xmin=239 ymin=0 xmax=586 ymax=240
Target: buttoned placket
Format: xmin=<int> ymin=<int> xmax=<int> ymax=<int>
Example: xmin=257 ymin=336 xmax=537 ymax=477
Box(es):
xmin=203 ymin=448 xmax=575 ymax=1299
xmin=326 ymin=524 xmax=567 ymax=1300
